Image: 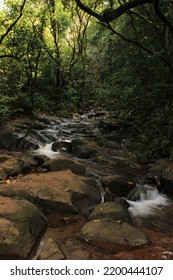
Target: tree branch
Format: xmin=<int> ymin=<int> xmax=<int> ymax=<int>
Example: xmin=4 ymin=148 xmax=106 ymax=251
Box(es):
xmin=75 ymin=0 xmax=103 ymax=21
xmin=75 ymin=0 xmax=153 ymax=22
xmin=103 ymin=21 xmax=173 ymax=70
xmin=0 ymin=0 xmax=27 ymax=45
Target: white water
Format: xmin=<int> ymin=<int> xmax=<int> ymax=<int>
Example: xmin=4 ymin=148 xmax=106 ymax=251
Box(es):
xmin=34 ymin=143 xmax=60 ymax=158
xmin=127 ymin=185 xmax=170 ymax=217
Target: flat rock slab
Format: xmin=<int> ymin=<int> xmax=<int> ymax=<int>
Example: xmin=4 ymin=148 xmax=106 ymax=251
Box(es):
xmin=0 ymin=171 xmax=101 ymax=214
xmin=80 ymin=218 xmax=149 ymax=249
xmin=0 ymin=196 xmax=46 ymax=259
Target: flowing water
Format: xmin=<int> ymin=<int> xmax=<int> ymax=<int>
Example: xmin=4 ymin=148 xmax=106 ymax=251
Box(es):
xmin=30 ymin=115 xmax=172 ymax=220
xmin=10 ymin=113 xmax=173 ymax=259
xmin=127 ymin=184 xmax=170 ymax=217
xmin=33 ymin=143 xmax=60 ymax=158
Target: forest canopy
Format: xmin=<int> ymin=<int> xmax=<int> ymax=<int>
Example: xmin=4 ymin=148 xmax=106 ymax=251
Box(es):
xmin=1 ymin=0 xmax=173 ymax=156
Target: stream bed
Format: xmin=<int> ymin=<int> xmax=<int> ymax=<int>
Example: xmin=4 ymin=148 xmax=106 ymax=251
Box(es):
xmin=1 ymin=111 xmax=173 ymax=259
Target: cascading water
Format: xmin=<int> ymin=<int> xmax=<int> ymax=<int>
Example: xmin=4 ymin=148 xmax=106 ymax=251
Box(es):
xmin=34 ymin=143 xmax=60 ymax=158
xmin=127 ymin=183 xmax=170 ymax=217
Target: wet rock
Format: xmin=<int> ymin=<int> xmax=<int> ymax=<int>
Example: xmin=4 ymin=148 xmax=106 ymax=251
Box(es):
xmin=93 ymin=150 xmax=131 ymax=167
xmin=88 ymin=202 xmax=132 ymax=224
xmin=102 ymin=175 xmax=135 ymax=197
xmin=110 ymin=151 xmax=131 ymax=166
xmin=0 ymin=128 xmax=19 ymax=150
xmin=26 ymin=129 xmax=47 ymax=143
xmin=45 ymin=157 xmax=86 ymax=175
xmin=144 ymin=173 xmax=158 ymax=185
xmin=71 ymin=138 xmax=101 ymax=159
xmin=33 ymin=154 xmax=50 ymax=165
xmin=37 ymin=236 xmax=65 ymax=260
xmin=0 ymin=126 xmax=40 ymax=151
xmin=52 ymin=140 xmax=72 ymax=153
xmin=160 ymin=173 xmax=173 ymax=196
xmin=9 ymin=137 xmax=39 ymax=151
xmin=0 ymin=196 xmax=46 ymax=259
xmin=80 ymin=218 xmax=149 ymax=248
xmin=0 ymin=171 xmax=101 ymax=214
xmin=26 ymin=120 xmax=46 ymax=130
xmin=127 ymin=185 xmax=153 ymax=201
xmin=91 ymin=154 xmax=116 ymax=166
xmin=40 ymin=131 xmax=57 ymax=142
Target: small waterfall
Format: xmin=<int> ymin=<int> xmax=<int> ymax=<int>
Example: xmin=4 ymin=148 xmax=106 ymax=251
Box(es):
xmin=34 ymin=143 xmax=60 ymax=158
xmin=96 ymin=177 xmax=105 ymax=204
xmin=127 ymin=184 xmax=170 ymax=217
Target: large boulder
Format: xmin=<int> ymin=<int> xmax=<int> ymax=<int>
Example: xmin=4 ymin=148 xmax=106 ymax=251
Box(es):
xmin=71 ymin=138 xmax=101 ymax=159
xmin=45 ymin=157 xmax=86 ymax=175
xmin=0 ymin=196 xmax=46 ymax=259
xmin=8 ymin=137 xmax=39 ymax=151
xmin=102 ymin=175 xmax=135 ymax=197
xmin=80 ymin=218 xmax=149 ymax=249
xmin=0 ymin=171 xmax=101 ymax=214
xmin=0 ymin=127 xmax=39 ymax=151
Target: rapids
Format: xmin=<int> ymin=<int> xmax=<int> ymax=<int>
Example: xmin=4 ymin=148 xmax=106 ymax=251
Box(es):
xmin=127 ymin=184 xmax=170 ymax=217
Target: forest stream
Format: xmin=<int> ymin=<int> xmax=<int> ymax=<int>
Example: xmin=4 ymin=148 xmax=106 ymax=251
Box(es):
xmin=0 ymin=111 xmax=173 ymax=260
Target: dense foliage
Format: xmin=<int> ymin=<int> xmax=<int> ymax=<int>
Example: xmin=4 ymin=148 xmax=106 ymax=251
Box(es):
xmin=1 ymin=0 xmax=173 ymax=157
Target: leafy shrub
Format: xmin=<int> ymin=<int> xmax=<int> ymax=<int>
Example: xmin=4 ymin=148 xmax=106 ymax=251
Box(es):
xmin=13 ymin=92 xmax=33 ymax=115
xmin=0 ymin=104 xmax=11 ymax=122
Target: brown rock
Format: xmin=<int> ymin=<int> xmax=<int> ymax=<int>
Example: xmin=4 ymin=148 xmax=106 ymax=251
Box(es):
xmin=0 ymin=156 xmax=24 ymax=180
xmin=45 ymin=157 xmax=86 ymax=175
xmin=102 ymin=175 xmax=134 ymax=197
xmin=0 ymin=171 xmax=101 ymax=214
xmin=0 ymin=196 xmax=46 ymax=259
xmin=88 ymin=202 xmax=132 ymax=224
xmin=80 ymin=218 xmax=149 ymax=249
xmin=71 ymin=138 xmax=101 ymax=159
xmin=37 ymin=237 xmax=65 ymax=260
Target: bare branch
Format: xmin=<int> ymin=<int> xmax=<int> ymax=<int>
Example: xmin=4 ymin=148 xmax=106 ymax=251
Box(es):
xmin=75 ymin=0 xmax=153 ymax=22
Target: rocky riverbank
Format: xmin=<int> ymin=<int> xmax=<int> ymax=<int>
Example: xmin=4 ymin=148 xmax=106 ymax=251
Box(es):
xmin=0 ymin=111 xmax=173 ymax=259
